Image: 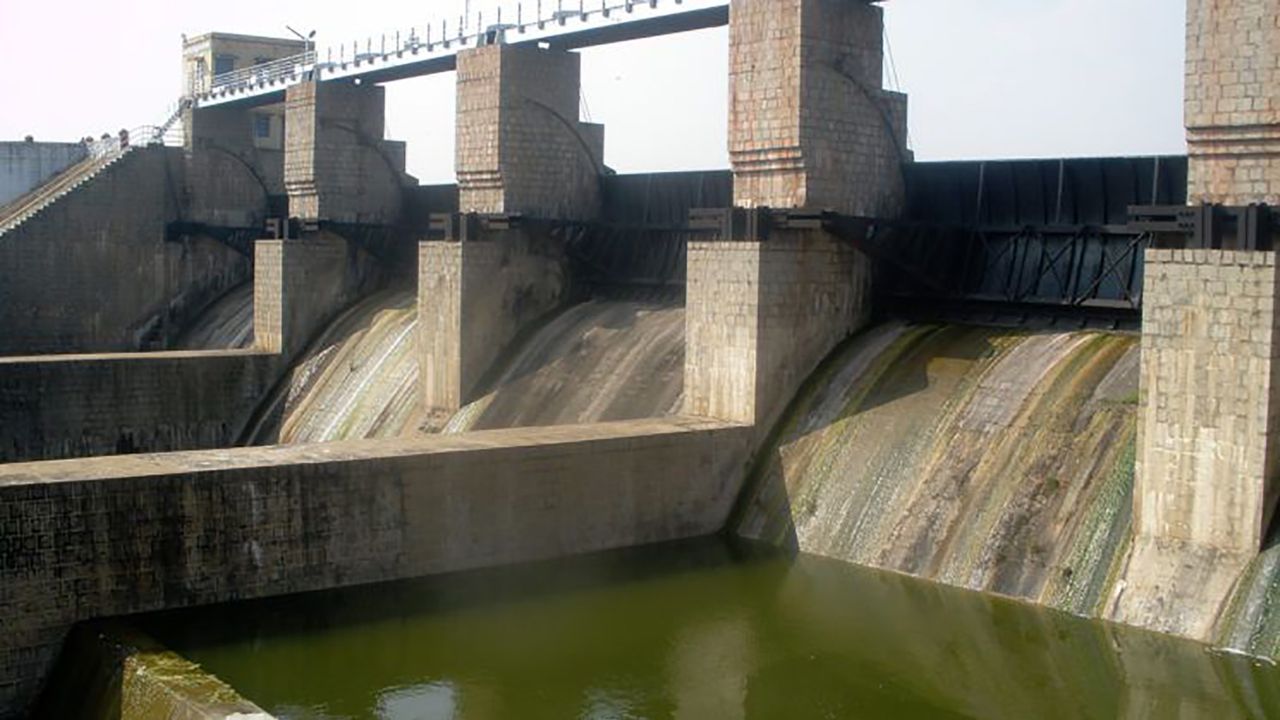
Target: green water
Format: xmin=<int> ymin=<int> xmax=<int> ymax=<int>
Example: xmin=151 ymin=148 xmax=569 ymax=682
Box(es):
xmin=143 ymin=540 xmax=1280 ymax=720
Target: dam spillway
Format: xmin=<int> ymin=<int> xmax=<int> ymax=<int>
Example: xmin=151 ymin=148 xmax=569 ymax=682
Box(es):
xmin=2 ymin=0 xmax=1279 ymax=716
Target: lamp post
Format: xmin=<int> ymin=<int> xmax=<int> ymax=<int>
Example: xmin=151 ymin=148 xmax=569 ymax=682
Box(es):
xmin=286 ymin=25 xmax=316 ymax=56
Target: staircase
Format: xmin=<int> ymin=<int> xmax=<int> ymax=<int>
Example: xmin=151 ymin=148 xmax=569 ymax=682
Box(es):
xmin=0 ymin=101 xmax=189 ymax=236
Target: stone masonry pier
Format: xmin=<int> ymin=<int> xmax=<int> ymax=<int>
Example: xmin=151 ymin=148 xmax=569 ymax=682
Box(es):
xmin=0 ymin=417 xmax=749 ymax=715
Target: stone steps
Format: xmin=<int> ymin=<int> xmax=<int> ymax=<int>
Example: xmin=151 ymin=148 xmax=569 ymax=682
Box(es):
xmin=0 ymin=149 xmax=134 ymax=236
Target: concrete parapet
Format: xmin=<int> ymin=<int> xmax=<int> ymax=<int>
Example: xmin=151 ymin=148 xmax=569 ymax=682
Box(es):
xmin=729 ymin=0 xmax=908 ymax=216
xmin=0 ymin=416 xmax=749 ymax=717
xmin=456 ymin=44 xmax=603 ymax=220
xmin=418 ymin=216 xmax=567 ymax=425
xmin=683 ymin=210 xmax=871 ymax=429
xmin=284 ymin=80 xmax=405 ymax=224
xmin=1185 ymin=0 xmax=1280 ymax=205
xmin=0 ymin=349 xmax=279 ymax=464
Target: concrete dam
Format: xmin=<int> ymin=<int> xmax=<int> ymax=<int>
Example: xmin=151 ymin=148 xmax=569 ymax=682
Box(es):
xmin=3 ymin=0 xmax=1280 ymax=717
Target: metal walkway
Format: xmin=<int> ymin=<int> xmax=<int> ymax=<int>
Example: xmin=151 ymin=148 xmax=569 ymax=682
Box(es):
xmin=197 ymin=0 xmax=730 ymax=108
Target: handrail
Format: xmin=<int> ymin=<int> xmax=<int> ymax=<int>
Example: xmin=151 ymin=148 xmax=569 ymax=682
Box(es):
xmin=198 ymin=0 xmax=729 ymax=105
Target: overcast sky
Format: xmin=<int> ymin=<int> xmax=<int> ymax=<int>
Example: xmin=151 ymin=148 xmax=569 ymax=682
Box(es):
xmin=0 ymin=0 xmax=1185 ymax=183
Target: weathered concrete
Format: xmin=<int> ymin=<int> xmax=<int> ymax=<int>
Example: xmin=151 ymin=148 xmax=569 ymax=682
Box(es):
xmin=284 ymin=80 xmax=407 ymax=224
xmin=0 ymin=147 xmax=249 ymax=356
xmin=455 ymin=44 xmax=604 ymax=220
xmin=683 ymin=217 xmax=872 ymax=430
xmin=418 ymin=219 xmax=568 ymax=425
xmin=0 ymin=349 xmax=279 ymax=464
xmin=728 ymin=0 xmax=908 ymax=215
xmin=33 ymin=622 xmax=269 ymax=719
xmin=253 ymin=233 xmax=380 ymax=359
xmin=1111 ymin=249 xmax=1280 ymax=638
xmin=0 ymin=233 xmax=376 ymax=464
xmin=0 ymin=141 xmax=86 ymax=207
xmin=183 ymin=103 xmax=280 ymax=228
xmin=1185 ymin=0 xmax=1280 ymax=205
xmin=0 ymin=416 xmax=749 ymax=717
xmin=1109 ymin=0 xmax=1280 ymax=642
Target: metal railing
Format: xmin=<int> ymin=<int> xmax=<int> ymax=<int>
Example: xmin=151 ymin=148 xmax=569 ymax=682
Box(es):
xmin=198 ymin=0 xmax=728 ymax=105
xmin=210 ymin=51 xmax=318 ymax=94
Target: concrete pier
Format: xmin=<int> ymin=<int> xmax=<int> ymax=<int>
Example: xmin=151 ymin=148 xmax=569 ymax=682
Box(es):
xmin=455 ymin=43 xmax=604 ymax=220
xmin=728 ymin=0 xmax=908 ymax=216
xmin=1110 ymin=0 xmax=1280 ymax=639
xmin=284 ymin=80 xmax=406 ymax=224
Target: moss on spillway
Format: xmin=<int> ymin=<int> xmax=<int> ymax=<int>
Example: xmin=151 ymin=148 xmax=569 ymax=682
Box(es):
xmin=734 ymin=322 xmax=1141 ymax=617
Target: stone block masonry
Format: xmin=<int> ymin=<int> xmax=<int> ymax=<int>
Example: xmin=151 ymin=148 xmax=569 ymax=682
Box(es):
xmin=729 ymin=0 xmax=908 ymax=216
xmin=684 ymin=222 xmax=872 ymax=431
xmin=1111 ymin=249 xmax=1280 ymax=638
xmin=418 ymin=222 xmax=567 ymax=425
xmin=456 ymin=43 xmax=604 ymax=220
xmin=284 ymin=80 xmax=406 ymax=224
xmin=253 ymin=232 xmax=381 ymax=360
xmin=0 ymin=417 xmax=749 ymax=717
xmin=1185 ymin=0 xmax=1280 ymax=204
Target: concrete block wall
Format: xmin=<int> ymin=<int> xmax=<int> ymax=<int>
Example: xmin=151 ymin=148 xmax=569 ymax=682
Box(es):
xmin=418 ymin=224 xmax=567 ymax=425
xmin=0 ymin=417 xmax=749 ymax=717
xmin=1185 ymin=0 xmax=1280 ymax=204
xmin=253 ymin=232 xmax=379 ymax=359
xmin=1110 ymin=249 xmax=1280 ymax=639
xmin=456 ymin=44 xmax=603 ymax=220
xmin=729 ymin=0 xmax=907 ymax=216
xmin=284 ymin=81 xmax=405 ymax=224
xmin=684 ymin=227 xmax=871 ymax=430
xmin=1135 ymin=249 xmax=1280 ymax=555
xmin=0 ymin=147 xmax=249 ymax=356
xmin=0 ymin=350 xmax=279 ymax=464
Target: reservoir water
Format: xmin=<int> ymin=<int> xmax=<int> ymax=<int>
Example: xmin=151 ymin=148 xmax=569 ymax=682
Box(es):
xmin=142 ymin=539 xmax=1280 ymax=720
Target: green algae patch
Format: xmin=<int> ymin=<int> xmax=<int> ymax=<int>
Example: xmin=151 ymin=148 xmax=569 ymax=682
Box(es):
xmin=733 ymin=322 xmax=1141 ymax=616
xmin=32 ymin=621 xmax=268 ymax=720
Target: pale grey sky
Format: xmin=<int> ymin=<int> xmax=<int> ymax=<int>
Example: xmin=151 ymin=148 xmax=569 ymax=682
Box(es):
xmin=0 ymin=0 xmax=1185 ymax=183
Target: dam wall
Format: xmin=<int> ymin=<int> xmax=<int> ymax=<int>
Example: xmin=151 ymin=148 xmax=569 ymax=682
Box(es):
xmin=0 ymin=141 xmax=86 ymax=207
xmin=0 ymin=234 xmax=376 ymax=464
xmin=0 ymin=417 xmax=748 ymax=716
xmin=0 ymin=147 xmax=249 ymax=356
xmin=0 ymin=350 xmax=278 ymax=464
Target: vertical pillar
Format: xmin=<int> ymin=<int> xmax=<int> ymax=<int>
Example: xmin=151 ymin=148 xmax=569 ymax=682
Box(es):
xmin=1185 ymin=0 xmax=1280 ymax=205
xmin=729 ymin=0 xmax=908 ymax=216
xmin=455 ymin=43 xmax=604 ymax=220
xmin=284 ymin=80 xmax=403 ymax=224
xmin=253 ymin=233 xmax=372 ymax=359
xmin=418 ymin=217 xmax=566 ymax=427
xmin=1110 ymin=0 xmax=1280 ymax=640
xmin=683 ymin=210 xmax=871 ymax=429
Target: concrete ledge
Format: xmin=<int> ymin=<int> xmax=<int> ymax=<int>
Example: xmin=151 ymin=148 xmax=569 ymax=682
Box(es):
xmin=0 ymin=416 xmax=749 ymax=717
xmin=33 ymin=622 xmax=270 ymax=719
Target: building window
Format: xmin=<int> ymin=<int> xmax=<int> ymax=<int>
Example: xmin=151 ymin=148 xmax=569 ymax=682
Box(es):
xmin=254 ymin=115 xmax=272 ymax=139
xmin=214 ymin=55 xmax=235 ymax=75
